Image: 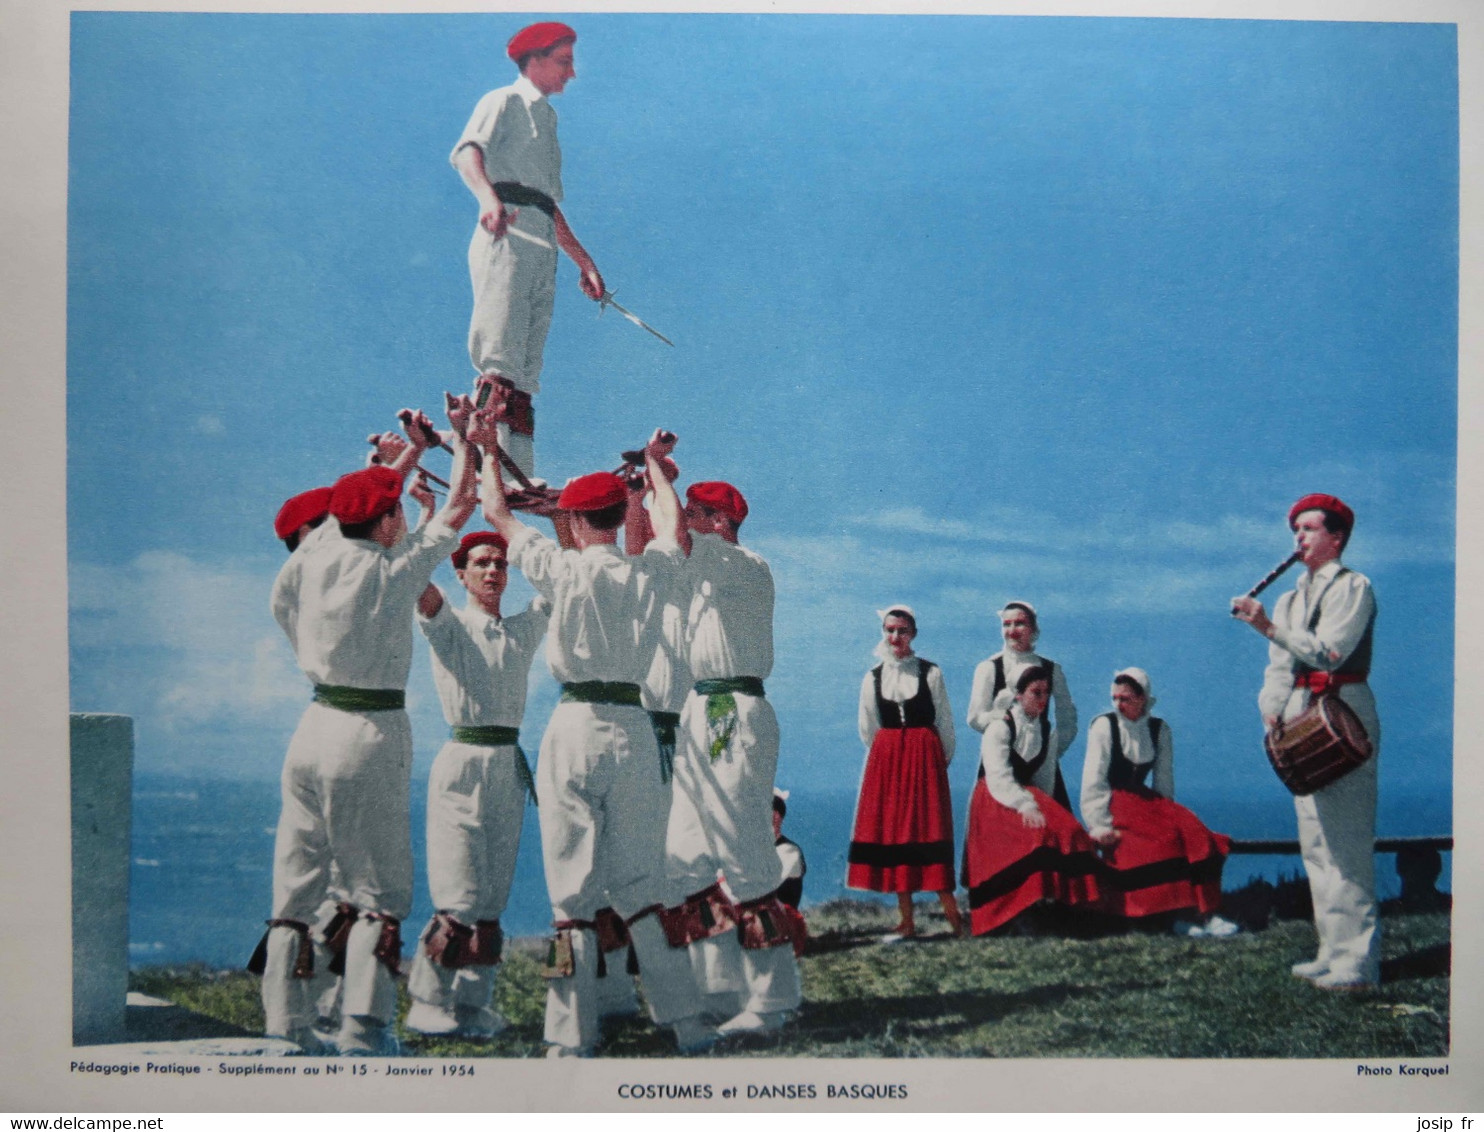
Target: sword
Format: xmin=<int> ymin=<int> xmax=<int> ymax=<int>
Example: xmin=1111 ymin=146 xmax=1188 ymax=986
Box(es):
xmin=599 ymin=290 xmax=674 ymax=347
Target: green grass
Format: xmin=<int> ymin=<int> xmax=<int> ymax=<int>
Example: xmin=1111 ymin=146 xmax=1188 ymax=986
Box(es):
xmin=130 ymin=902 xmax=1449 ymax=1059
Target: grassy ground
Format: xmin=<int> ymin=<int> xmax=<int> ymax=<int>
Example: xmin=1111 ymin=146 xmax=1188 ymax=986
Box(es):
xmin=131 ymin=901 xmax=1449 ymax=1059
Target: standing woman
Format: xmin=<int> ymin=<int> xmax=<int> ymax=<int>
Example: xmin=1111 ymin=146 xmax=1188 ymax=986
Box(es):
xmin=963 ymin=666 xmax=1100 ymax=935
xmin=847 ymin=606 xmax=965 ymax=940
xmin=966 ymin=601 xmax=1078 ymax=807
xmin=1081 ymin=669 xmax=1234 ymax=929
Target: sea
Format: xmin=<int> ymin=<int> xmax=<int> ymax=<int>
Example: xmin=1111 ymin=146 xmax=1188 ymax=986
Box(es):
xmin=127 ymin=771 xmax=1452 ymax=969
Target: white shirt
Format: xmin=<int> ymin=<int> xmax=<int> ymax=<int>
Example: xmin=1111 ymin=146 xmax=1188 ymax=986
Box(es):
xmin=418 ymin=595 xmax=551 ymax=729
xmin=856 ymin=654 xmax=956 ymax=764
xmin=1079 ymin=712 xmax=1175 ymax=837
xmin=451 ymin=75 xmax=563 ymax=202
xmin=1259 ymin=560 xmax=1377 ymax=722
xmin=272 ymin=517 xmax=460 ymax=691
xmin=966 ymin=647 xmax=1078 ymax=757
xmin=979 ymin=704 xmax=1059 ymax=816
xmin=680 ymin=533 xmax=775 ymax=682
xmin=776 ymin=839 xmax=804 ymax=882
xmin=509 ymin=527 xmax=681 ymax=686
xmin=643 ymin=599 xmax=693 ymax=715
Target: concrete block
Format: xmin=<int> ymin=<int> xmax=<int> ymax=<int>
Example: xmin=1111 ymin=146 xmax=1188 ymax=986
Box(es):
xmin=71 ymin=713 xmax=133 ymax=1045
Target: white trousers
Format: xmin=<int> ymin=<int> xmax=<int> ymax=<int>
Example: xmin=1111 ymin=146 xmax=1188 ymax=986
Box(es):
xmin=406 ymin=740 xmax=528 ymax=1012
xmin=263 ymin=702 xmax=412 ymax=1032
xmin=467 ymin=213 xmax=555 ymax=481
xmin=667 ymin=690 xmax=799 ymax=1014
xmin=537 ymin=700 xmax=702 ymax=1049
xmin=1285 ymin=683 xmax=1381 ymax=982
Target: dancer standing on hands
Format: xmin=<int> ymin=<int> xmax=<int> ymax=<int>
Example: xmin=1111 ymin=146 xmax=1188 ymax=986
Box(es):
xmin=452 ymin=21 xmax=604 ymax=483
xmin=846 ymin=606 xmax=964 ymax=941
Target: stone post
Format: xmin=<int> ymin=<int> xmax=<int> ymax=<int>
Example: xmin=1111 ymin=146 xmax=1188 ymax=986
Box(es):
xmin=71 ymin=713 xmax=133 ymax=1044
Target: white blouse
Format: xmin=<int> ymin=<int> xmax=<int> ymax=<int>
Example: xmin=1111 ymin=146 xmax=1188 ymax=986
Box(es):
xmin=857 ymin=654 xmax=956 ymax=764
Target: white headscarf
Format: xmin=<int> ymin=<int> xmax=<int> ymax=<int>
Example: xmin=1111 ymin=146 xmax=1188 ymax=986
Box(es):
xmin=874 ymin=604 xmax=917 ymax=662
xmin=1113 ymin=667 xmax=1157 ymax=714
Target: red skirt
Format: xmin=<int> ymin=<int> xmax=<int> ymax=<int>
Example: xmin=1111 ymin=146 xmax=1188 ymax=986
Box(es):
xmin=963 ymin=782 xmax=1100 ymax=935
xmin=846 ymin=726 xmax=955 ymax=894
xmin=1096 ymin=788 xmax=1231 ymax=918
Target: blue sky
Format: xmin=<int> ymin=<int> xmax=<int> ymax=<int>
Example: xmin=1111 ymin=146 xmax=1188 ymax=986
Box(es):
xmin=68 ymin=13 xmax=1456 ymax=842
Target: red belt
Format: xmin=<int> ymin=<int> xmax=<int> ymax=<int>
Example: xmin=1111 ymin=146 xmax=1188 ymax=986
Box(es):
xmin=1294 ymin=671 xmax=1366 ymax=693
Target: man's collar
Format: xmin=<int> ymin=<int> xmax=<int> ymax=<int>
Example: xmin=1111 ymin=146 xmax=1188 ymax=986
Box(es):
xmin=1304 ymin=559 xmax=1344 ymax=585
xmin=513 ymin=74 xmax=546 ymax=105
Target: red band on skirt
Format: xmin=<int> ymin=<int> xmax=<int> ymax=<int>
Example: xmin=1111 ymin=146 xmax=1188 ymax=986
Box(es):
xmin=963 ymin=783 xmax=1100 ymax=935
xmin=846 ymin=726 xmax=956 ymax=894
xmin=1096 ymin=789 xmax=1231 ymax=918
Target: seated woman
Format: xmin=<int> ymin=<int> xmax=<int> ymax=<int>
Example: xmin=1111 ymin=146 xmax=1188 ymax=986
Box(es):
xmin=1080 ymin=668 xmax=1234 ymax=931
xmin=963 ymin=665 xmax=1100 ymax=935
xmin=846 ymin=605 xmax=965 ymax=941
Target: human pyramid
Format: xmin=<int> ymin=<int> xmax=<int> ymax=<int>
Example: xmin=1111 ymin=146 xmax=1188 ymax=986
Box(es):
xmin=254 ymin=19 xmax=1386 ymax=1059
xmin=253 ymin=22 xmax=800 ymax=1058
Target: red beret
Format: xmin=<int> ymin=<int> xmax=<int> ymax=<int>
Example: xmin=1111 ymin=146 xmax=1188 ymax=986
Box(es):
xmin=329 ymin=466 xmax=403 ymax=526
xmin=507 ymin=21 xmax=576 ymax=61
xmin=452 ymin=530 xmax=509 ymax=570
xmin=686 ymin=481 xmax=749 ymax=525
xmin=558 ymin=471 xmax=627 ymax=513
xmin=274 ymin=486 xmax=333 ymax=540
xmin=1288 ymin=493 xmax=1354 ymax=532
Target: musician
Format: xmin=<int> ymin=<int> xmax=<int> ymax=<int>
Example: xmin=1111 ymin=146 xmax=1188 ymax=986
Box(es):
xmin=1231 ymin=493 xmax=1380 ymax=991
xmin=962 ymin=666 xmax=1100 ymax=935
xmin=452 ymin=20 xmax=604 ymax=482
xmin=846 ymin=606 xmax=965 ymax=940
xmin=966 ymin=601 xmax=1078 ymax=807
xmin=1080 ymin=668 xmax=1234 ymax=930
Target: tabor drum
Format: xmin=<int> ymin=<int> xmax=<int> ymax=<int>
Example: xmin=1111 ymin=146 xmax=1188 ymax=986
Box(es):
xmin=1265 ymin=694 xmax=1373 ymax=796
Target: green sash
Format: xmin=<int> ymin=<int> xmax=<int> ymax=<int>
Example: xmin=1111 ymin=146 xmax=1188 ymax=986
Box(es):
xmin=449 ymin=725 xmax=537 ymax=805
xmin=313 ymin=684 xmax=405 ymax=712
xmin=560 ymin=681 xmax=643 ymax=707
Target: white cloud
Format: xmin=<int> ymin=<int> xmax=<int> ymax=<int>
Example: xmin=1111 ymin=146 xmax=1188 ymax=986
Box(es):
xmin=71 ymin=550 xmax=304 ymax=730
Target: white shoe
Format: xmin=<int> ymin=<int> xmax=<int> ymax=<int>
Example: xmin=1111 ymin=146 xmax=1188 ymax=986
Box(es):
xmin=546 ymin=1043 xmax=594 ymax=1059
xmin=280 ymin=1026 xmax=334 ymax=1055
xmin=456 ymin=1005 xmax=508 ymax=1040
xmin=672 ymin=1015 xmax=721 ymax=1053
xmin=717 ymin=1009 xmax=792 ymax=1036
xmin=1311 ymin=969 xmax=1378 ymax=992
xmin=403 ymin=1001 xmax=460 ymax=1036
xmin=1204 ymin=915 xmax=1240 ymax=938
xmin=338 ymin=1016 xmax=401 ymax=1056
xmin=1291 ymin=958 xmax=1329 ymax=981
xmin=1173 ymin=920 xmax=1206 ymax=938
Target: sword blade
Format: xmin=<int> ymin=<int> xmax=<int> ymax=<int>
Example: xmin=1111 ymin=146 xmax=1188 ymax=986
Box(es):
xmin=600 ymin=292 xmax=675 ymax=347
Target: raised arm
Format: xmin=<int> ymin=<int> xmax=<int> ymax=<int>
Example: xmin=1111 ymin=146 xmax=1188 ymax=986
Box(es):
xmin=644 ymin=430 xmax=682 ymax=547
xmin=468 ymin=406 xmax=525 ymax=544
xmin=433 ymin=408 xmax=478 ymax=532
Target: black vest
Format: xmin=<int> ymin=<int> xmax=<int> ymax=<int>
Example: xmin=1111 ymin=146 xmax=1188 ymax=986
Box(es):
xmin=1291 ymin=567 xmax=1376 ymax=680
xmin=873 ymin=660 xmax=938 ymax=729
xmin=1003 ymin=709 xmax=1053 ymax=786
xmin=774 ymin=835 xmax=805 ymax=909
xmin=990 ymin=654 xmax=1058 ymax=702
xmin=1100 ymin=711 xmax=1165 ymax=792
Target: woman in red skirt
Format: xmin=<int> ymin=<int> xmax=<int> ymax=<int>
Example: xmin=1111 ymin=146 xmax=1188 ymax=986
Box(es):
xmin=846 ymin=605 xmax=965 ymax=940
xmin=963 ymin=665 xmax=1100 ymax=935
xmin=1080 ymin=668 xmax=1234 ymax=931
